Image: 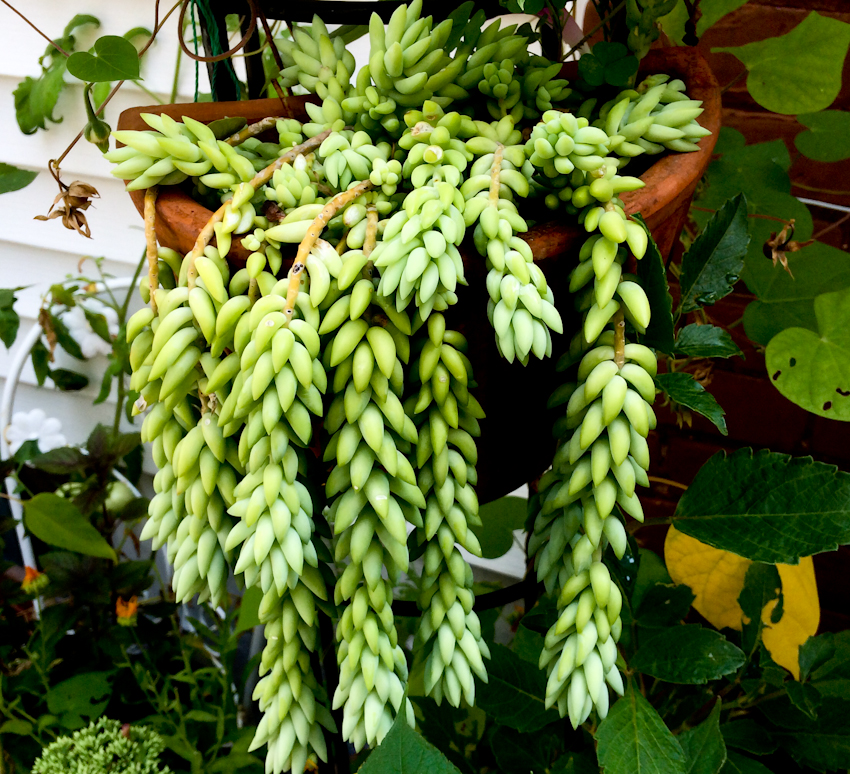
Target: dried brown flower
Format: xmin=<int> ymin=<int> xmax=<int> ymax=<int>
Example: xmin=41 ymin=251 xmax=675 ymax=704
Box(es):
xmin=34 ymin=164 xmax=100 ymax=238
xmin=763 ymin=219 xmax=813 ymax=278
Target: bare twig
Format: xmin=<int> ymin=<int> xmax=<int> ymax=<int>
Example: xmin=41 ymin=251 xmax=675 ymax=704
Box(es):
xmin=0 ymin=0 xmax=70 ymax=56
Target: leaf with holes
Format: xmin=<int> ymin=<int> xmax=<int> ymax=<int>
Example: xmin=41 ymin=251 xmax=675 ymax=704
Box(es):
xmin=765 ymin=286 xmax=850 ymax=420
xmin=714 ymin=12 xmax=850 ymax=114
xmin=680 ymin=194 xmax=749 ymax=314
xmin=672 ymin=448 xmax=850 ymax=564
xmin=46 ymin=671 xmax=113 ymax=729
xmin=656 ymin=373 xmax=727 ymax=435
xmin=67 ymin=35 xmax=140 ymax=82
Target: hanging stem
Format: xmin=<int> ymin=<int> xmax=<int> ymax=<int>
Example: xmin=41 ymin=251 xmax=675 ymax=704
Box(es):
xmin=186 ymin=130 xmax=332 ymax=289
xmin=283 ymin=180 xmax=375 ymax=321
xmin=226 ymin=116 xmax=280 ymax=146
xmin=363 ymin=204 xmax=378 ymax=273
xmin=489 ymin=144 xmax=505 ymax=206
xmin=613 ymin=309 xmax=626 ymax=368
xmin=144 ymin=186 xmax=159 ymax=313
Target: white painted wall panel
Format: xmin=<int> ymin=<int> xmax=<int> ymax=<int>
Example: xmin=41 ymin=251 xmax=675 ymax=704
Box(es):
xmin=0 ymin=1 xmax=537 ymax=582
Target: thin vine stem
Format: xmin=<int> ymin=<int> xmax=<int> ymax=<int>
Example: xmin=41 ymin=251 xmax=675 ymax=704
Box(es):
xmin=0 ymin=0 xmax=70 ymax=56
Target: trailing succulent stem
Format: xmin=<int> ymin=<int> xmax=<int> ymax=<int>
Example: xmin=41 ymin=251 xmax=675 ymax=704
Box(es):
xmin=112 ymin=2 xmax=710 ymax=770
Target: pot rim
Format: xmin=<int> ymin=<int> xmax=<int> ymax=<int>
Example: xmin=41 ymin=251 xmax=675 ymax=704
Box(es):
xmin=117 ymin=46 xmax=720 ymax=264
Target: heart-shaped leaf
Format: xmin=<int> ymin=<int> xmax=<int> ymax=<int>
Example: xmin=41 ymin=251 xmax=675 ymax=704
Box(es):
xmin=795 ymin=111 xmax=850 ymax=162
xmin=67 ymin=35 xmax=140 ymax=82
xmin=743 ymin=241 xmax=850 ymax=346
xmin=765 ymin=286 xmax=850 ymax=420
xmin=471 ymin=496 xmax=526 ymax=558
xmin=713 ymin=12 xmax=850 ymax=114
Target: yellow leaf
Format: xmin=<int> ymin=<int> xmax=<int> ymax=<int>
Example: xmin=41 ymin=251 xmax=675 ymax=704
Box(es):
xmin=664 ymin=527 xmax=749 ymax=631
xmin=664 ymin=526 xmax=819 ymax=678
xmin=763 ymin=562 xmax=819 ymax=679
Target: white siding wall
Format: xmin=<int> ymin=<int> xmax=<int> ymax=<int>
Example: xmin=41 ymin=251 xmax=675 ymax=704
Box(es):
xmin=0 ymin=3 xmax=550 ymax=582
xmin=0 ymin=3 xmax=212 ymax=449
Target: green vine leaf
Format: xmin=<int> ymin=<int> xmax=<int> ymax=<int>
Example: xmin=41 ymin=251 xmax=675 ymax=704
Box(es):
xmin=767 ymin=697 xmax=850 ymax=772
xmin=679 ymin=194 xmax=749 ymax=314
xmin=357 ymin=713 xmax=462 ymax=774
xmin=694 ymin=130 xmax=812 ymax=280
xmin=475 ymin=644 xmax=559 ymax=733
xmin=696 ymin=0 xmax=749 ymax=36
xmin=46 ymin=671 xmax=113 ymax=729
xmin=765 ymin=286 xmax=850 ymax=420
xmin=720 ymin=720 xmax=777 ymax=756
xmin=0 ymin=163 xmax=38 ymax=195
xmin=631 ymin=626 xmax=745 ymax=684
xmin=471 ymin=496 xmax=526 ymax=559
xmin=13 ymin=14 xmax=99 ymax=134
xmin=738 ymin=563 xmax=781 ymax=654
xmin=595 ymin=679 xmax=687 ymax=774
xmin=0 ymin=289 xmax=21 ymax=348
xmin=679 ymin=700 xmax=727 ymax=774
xmin=675 ymin=324 xmax=743 ymax=360
xmin=24 ymin=493 xmax=117 ymax=561
xmin=633 ymin=215 xmax=675 ymax=355
xmin=713 ymin=12 xmax=850 ymax=114
xmin=655 ymin=372 xmax=728 ymax=435
xmin=720 ymin=751 xmax=774 ymax=774
xmin=673 ymin=448 xmax=850 ymax=563
xmin=795 ymin=111 xmax=850 ymax=162
xmin=67 ymin=35 xmax=141 ymax=82
xmin=743 ymin=241 xmax=850 ymax=346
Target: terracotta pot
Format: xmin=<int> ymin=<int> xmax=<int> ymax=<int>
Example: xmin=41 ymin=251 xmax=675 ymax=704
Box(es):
xmin=117 ymin=47 xmax=720 ymax=502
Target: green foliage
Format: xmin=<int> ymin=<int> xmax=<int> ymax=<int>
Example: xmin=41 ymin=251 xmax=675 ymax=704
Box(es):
xmin=655 ymin=372 xmax=728 ymax=435
xmin=675 ymin=325 xmax=742 ymax=360
xmin=673 ymin=449 xmax=850 ymax=563
xmin=577 ymin=42 xmax=639 ymax=89
xmin=470 ymin=496 xmax=526 ymax=558
xmin=743 ymin=240 xmax=850 ymax=346
xmin=765 ymin=286 xmax=850 ymax=419
xmin=631 ymin=626 xmax=746 ymax=684
xmin=475 ymin=644 xmax=560 ymax=733
xmin=679 ymin=194 xmax=749 ymax=315
xmin=714 ymin=12 xmax=850 ymax=114
xmin=794 ymin=111 xmax=850 ymax=162
xmin=693 ymin=129 xmax=812 ymax=275
xmin=0 ymin=288 xmax=21 ymax=348
xmin=359 ymin=715 xmax=462 ymax=773
xmin=696 ymin=0 xmax=750 ymax=36
xmin=13 ymin=15 xmax=100 ymax=134
xmin=595 ymin=680 xmax=687 ymax=774
xmin=24 ymin=493 xmax=118 ymax=561
xmin=32 ymin=717 xmax=171 ymax=774
xmin=0 ymin=163 xmax=38 ymax=194
xmin=678 ymin=701 xmax=726 ymax=774
xmin=634 ymin=214 xmax=676 ymax=355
